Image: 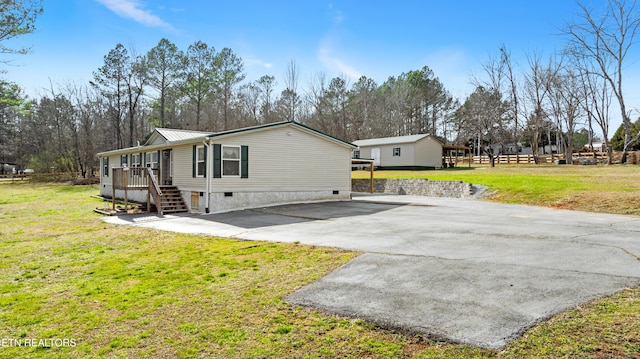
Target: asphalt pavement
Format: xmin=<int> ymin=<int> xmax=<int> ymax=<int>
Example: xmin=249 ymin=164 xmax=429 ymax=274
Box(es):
xmin=102 ymin=194 xmax=640 ymax=349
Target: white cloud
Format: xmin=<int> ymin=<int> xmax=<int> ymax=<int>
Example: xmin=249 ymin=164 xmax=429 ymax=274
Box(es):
xmin=96 ymin=0 xmax=174 ymax=30
xmin=317 ymin=42 xmax=362 ymax=80
xmin=245 ymin=58 xmax=273 ymax=70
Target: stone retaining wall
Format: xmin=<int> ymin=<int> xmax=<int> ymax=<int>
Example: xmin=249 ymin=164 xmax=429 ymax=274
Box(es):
xmin=352 ymin=178 xmax=472 ymax=198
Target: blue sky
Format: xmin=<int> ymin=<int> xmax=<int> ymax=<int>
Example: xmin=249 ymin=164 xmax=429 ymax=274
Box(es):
xmin=2 ymin=0 xmax=637 ymax=134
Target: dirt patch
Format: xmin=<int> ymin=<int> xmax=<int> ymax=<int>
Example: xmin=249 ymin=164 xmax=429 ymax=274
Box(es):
xmin=550 ymin=191 xmax=640 ymax=216
xmin=71 ymin=177 xmax=100 ymax=185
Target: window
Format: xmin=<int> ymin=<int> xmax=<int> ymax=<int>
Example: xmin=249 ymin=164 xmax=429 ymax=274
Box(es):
xmin=393 ymin=147 xmax=401 ymax=157
xmin=131 ymin=153 xmax=141 ymax=167
xmin=222 ymin=146 xmax=240 ymax=176
xmin=213 ymin=144 xmax=248 ymax=179
xmin=145 ymin=152 xmax=158 ymax=169
xmin=121 ymin=155 xmax=128 ymax=167
xmin=353 ymin=150 xmax=360 ymax=159
xmin=196 ymin=146 xmax=206 ymax=177
xmin=102 ymin=157 xmax=109 ymax=177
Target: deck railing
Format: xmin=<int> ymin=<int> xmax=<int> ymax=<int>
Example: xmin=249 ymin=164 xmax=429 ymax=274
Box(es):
xmin=112 ymin=167 xmax=157 ymax=189
xmin=111 ymin=167 xmax=163 ymax=214
xmin=146 ymin=167 xmax=163 ymax=215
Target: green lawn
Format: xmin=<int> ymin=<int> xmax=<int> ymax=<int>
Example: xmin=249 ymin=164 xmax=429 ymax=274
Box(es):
xmin=353 ymin=164 xmax=640 ymax=215
xmin=0 ymin=180 xmax=638 ymax=358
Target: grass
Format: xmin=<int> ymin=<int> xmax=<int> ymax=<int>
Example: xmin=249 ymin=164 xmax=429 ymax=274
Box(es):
xmin=0 ymin=174 xmax=639 ymax=358
xmin=353 ymin=164 xmax=640 ymax=215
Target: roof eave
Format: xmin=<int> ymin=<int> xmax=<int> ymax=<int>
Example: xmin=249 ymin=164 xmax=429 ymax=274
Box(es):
xmin=97 ymin=136 xmax=208 ymax=157
xmin=207 ymin=121 xmax=356 ymax=149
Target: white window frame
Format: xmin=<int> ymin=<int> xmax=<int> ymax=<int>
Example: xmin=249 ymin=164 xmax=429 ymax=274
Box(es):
xmin=196 ymin=146 xmax=206 ymax=177
xmin=393 ymin=147 xmax=401 ymax=157
xmin=222 ymin=145 xmax=241 ymax=177
xmin=145 ymin=152 xmax=158 ymax=169
xmin=103 ymin=157 xmax=109 ymax=177
xmin=131 ymin=153 xmax=141 ymax=168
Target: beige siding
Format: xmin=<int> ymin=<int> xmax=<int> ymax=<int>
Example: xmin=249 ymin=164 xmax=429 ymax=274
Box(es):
xmin=211 ymin=126 xmax=352 ymax=192
xmin=171 ymin=144 xmax=207 ymax=191
xmin=356 ymin=137 xmax=442 ymax=168
xmin=98 ymin=154 xmax=117 ymax=197
xmin=99 ymin=154 xmax=123 ymax=185
xmin=358 ymin=147 xmax=372 ymax=159
xmin=381 ymin=143 xmax=416 ymax=167
xmin=358 ymin=143 xmax=416 ymax=167
xmin=415 ymin=137 xmax=443 ymax=168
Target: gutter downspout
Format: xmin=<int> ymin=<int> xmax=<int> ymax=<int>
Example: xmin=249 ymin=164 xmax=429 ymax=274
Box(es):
xmin=203 ymin=139 xmax=211 ymax=213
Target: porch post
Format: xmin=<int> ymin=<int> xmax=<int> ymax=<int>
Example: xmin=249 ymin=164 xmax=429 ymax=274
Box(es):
xmin=369 ymin=161 xmax=374 ymax=193
xmin=111 ymin=166 xmax=116 ymax=210
xmin=146 ymin=170 xmax=151 ymax=213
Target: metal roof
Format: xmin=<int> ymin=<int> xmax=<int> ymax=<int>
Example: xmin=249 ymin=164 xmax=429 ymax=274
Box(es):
xmin=154 ymin=128 xmax=210 ymax=142
xmin=352 ymin=134 xmax=432 ymax=147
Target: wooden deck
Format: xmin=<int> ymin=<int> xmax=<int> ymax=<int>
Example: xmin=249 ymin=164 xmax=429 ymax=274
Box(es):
xmin=111 ymin=167 xmax=186 ymax=215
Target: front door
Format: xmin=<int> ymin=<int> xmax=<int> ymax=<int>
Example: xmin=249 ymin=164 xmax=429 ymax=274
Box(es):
xmin=371 ymin=147 xmax=381 ymax=167
xmin=161 ymin=149 xmax=172 ymax=185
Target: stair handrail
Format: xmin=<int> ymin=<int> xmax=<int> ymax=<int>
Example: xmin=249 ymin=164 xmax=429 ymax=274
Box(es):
xmin=146 ymin=167 xmax=163 ymax=215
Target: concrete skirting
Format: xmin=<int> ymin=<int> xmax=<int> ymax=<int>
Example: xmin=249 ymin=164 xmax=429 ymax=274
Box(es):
xmin=100 ymin=184 xmax=150 ymax=204
xmin=352 ymin=178 xmax=471 ymax=198
xmin=204 ymin=190 xmax=351 ymax=213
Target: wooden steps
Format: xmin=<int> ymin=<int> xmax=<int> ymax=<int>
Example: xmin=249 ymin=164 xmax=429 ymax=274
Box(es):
xmin=158 ymin=186 xmax=188 ymax=214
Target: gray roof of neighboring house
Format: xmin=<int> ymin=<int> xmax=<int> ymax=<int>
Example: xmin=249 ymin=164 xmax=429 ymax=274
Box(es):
xmin=154 ymin=128 xmax=210 ymax=143
xmin=353 ymin=134 xmax=434 ymax=147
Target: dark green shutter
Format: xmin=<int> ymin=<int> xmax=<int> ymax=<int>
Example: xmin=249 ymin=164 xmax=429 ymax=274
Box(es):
xmin=192 ymin=145 xmax=196 ymax=177
xmin=104 ymin=157 xmax=109 ymax=177
xmin=241 ymin=145 xmax=248 ymax=178
xmin=213 ymin=144 xmax=221 ymax=178
xmin=156 ymin=151 xmax=160 ymax=169
xmin=142 ymin=152 xmax=146 ymax=167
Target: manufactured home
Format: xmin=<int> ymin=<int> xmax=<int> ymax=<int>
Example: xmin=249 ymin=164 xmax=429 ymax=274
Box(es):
xmin=97 ymin=121 xmax=356 ymax=214
xmin=353 ymin=134 xmax=443 ymax=170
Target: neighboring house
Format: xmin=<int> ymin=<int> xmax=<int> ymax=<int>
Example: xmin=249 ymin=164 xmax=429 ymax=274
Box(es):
xmin=97 ymin=121 xmax=356 ymax=214
xmin=1 ymin=163 xmax=16 ymax=175
xmin=352 ymin=134 xmax=443 ymax=170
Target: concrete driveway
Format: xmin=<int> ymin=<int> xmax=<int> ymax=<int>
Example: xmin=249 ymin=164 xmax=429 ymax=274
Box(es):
xmin=103 ymin=194 xmax=640 ymax=349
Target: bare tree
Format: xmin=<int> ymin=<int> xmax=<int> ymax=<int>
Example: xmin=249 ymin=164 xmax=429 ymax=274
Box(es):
xmin=565 ymin=0 xmax=640 ymax=162
xmin=548 ymin=67 xmax=584 ymax=164
xmin=500 ymin=46 xmax=521 ymax=146
xmin=256 ymin=75 xmax=276 ymax=123
xmin=238 ymin=82 xmax=260 ymax=124
xmin=470 ymin=47 xmax=519 ymax=163
xmin=304 ymin=72 xmax=330 ymax=133
xmin=458 ymin=86 xmax=511 ymax=167
xmin=283 ymin=59 xmax=299 ymax=121
xmin=522 ymin=52 xmax=560 ymax=162
xmin=576 ymin=59 xmax=614 ymax=163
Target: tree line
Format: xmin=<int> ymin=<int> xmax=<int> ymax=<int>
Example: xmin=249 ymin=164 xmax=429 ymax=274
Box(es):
xmin=1 ymin=0 xmax=640 ymax=175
